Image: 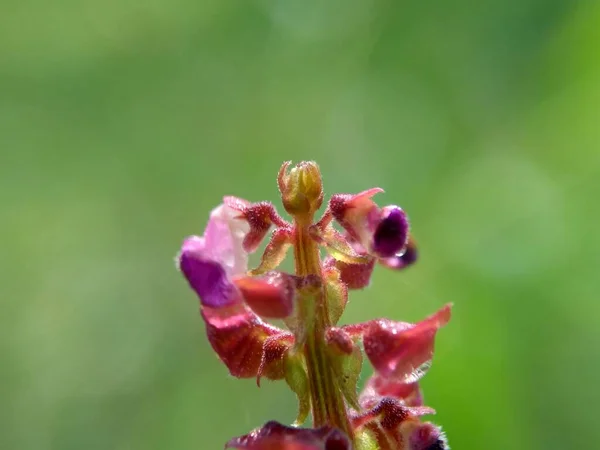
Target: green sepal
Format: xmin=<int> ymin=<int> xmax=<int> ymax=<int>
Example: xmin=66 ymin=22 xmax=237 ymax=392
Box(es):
xmin=315 ymin=226 xmax=371 ymax=264
xmin=327 ymin=337 xmax=363 ymax=411
xmin=284 ymin=351 xmax=310 ymax=426
xmin=323 ymin=266 xmax=348 ymax=326
xmin=249 ymin=228 xmax=292 ymax=276
xmin=354 ymin=428 xmax=380 ymax=450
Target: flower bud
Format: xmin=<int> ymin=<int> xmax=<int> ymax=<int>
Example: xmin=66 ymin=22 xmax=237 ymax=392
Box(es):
xmin=278 ymin=161 xmax=324 ymax=217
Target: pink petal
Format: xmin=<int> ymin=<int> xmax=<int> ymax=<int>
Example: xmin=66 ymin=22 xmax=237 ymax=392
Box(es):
xmin=360 ymin=374 xmax=424 ymax=407
xmin=204 ymin=204 xmax=249 ymax=276
xmin=363 ymin=304 xmax=452 ymax=382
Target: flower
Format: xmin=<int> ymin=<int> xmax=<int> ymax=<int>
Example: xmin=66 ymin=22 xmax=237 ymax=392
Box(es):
xmin=328 ymin=189 xmax=409 ymax=260
xmin=176 ymin=162 xmax=451 ymax=450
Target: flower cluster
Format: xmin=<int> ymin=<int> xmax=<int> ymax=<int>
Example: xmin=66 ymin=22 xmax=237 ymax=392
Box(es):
xmin=177 ymin=161 xmax=451 ymax=450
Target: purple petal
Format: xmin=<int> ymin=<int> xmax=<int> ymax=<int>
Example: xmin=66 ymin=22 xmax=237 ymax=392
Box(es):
xmin=380 ymin=238 xmax=418 ymax=270
xmin=179 ymin=248 xmax=239 ymax=308
xmin=371 ymin=206 xmax=408 ymax=258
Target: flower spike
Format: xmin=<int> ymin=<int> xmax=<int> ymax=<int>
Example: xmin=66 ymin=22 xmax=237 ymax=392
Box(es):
xmin=177 ymin=161 xmax=452 ymax=449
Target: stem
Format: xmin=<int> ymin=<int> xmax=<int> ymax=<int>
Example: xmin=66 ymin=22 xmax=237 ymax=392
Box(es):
xmin=293 ymin=218 xmax=352 ymax=437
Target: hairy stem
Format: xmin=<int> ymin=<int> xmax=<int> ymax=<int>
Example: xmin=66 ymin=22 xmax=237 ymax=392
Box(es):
xmin=293 ymin=218 xmax=352 ymax=437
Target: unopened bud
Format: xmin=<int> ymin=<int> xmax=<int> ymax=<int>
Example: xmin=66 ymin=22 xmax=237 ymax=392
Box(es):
xmin=278 ymin=161 xmax=324 ymax=217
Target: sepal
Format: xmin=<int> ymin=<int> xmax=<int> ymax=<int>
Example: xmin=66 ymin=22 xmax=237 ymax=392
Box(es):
xmin=312 ymin=225 xmax=371 ymax=265
xmin=250 ymin=227 xmax=293 ymax=276
xmin=283 ymin=351 xmax=311 ymax=426
xmin=322 ymin=266 xmax=348 ymax=325
xmin=201 ymin=305 xmax=293 ymax=379
xmin=325 ymin=327 xmax=363 ymax=410
xmin=224 ymin=196 xmax=290 ymax=253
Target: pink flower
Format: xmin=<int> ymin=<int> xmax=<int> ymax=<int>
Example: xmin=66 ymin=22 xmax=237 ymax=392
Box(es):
xmin=176 ymin=162 xmax=452 ymax=450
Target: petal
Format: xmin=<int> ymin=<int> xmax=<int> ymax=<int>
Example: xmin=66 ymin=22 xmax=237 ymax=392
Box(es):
xmin=326 ymin=257 xmax=376 ymax=290
xmin=371 ymin=206 xmax=409 ymax=258
xmin=234 ymin=272 xmax=296 ymax=319
xmin=178 ymin=237 xmax=241 ymax=308
xmin=202 ymin=306 xmax=290 ymax=378
xmin=379 ymin=237 xmax=418 ymax=270
xmin=329 ymin=189 xmax=383 ymax=244
xmin=363 ymin=305 xmax=452 ymax=382
xmin=204 ymin=204 xmax=249 ymax=276
xmin=360 ymin=374 xmax=424 ymax=407
xmin=226 ymin=421 xmax=352 ymax=450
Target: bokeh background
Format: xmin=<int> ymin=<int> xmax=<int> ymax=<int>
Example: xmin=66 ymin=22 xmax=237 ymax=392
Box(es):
xmin=2 ymin=0 xmax=599 ymax=449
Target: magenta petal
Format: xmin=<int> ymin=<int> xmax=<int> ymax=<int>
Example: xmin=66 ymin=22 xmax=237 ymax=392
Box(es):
xmin=226 ymin=421 xmax=352 ymax=450
xmin=179 ymin=248 xmax=239 ymax=308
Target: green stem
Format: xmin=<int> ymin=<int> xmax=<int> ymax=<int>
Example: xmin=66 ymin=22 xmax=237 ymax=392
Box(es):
xmin=293 ymin=219 xmax=352 ymax=437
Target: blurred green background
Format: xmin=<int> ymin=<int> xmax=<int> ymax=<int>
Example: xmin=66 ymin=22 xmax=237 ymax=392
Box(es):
xmin=2 ymin=0 xmax=599 ymax=449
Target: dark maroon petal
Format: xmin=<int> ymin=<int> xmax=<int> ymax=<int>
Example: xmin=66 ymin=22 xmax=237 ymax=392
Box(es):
xmin=179 ymin=253 xmax=238 ymax=308
xmin=372 ymin=206 xmax=408 ymax=258
xmin=202 ymin=307 xmax=290 ymax=378
xmin=226 ymin=421 xmax=352 ymax=450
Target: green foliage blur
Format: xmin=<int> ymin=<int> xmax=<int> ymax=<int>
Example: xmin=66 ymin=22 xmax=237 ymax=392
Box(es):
xmin=2 ymin=1 xmax=599 ymax=449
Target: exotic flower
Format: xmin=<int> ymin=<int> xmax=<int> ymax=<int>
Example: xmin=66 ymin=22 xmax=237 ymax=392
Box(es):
xmin=176 ymin=161 xmax=451 ymax=449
